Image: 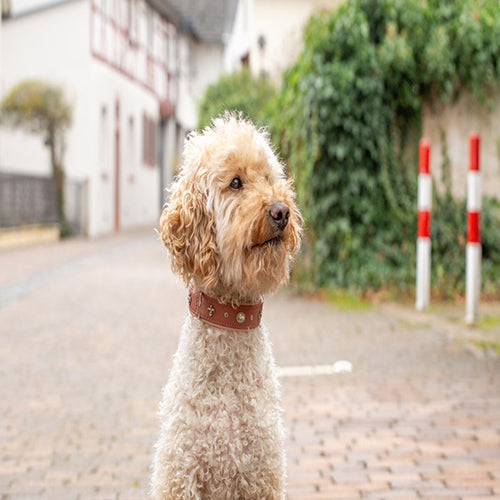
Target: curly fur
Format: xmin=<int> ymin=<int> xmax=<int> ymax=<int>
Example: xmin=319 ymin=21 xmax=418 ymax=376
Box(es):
xmin=151 ymin=113 xmax=302 ymax=499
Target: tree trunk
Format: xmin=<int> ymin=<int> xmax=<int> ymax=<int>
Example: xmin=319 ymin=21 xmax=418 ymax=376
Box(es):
xmin=48 ymin=133 xmax=67 ymax=234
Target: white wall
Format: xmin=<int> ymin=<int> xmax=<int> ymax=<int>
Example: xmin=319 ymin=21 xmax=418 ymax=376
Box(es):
xmin=251 ymin=0 xmax=343 ymax=83
xmin=174 ymin=0 xmax=250 ymax=133
xmin=175 ymin=35 xmax=223 ymax=131
xmin=85 ymin=56 xmax=160 ymax=237
xmin=423 ymin=92 xmax=500 ymax=200
xmin=0 ymin=0 xmax=91 ymax=181
xmin=223 ymin=0 xmax=251 ymax=72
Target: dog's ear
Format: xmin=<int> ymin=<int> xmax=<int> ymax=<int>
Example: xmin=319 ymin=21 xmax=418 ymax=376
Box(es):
xmin=159 ymin=175 xmax=220 ymax=290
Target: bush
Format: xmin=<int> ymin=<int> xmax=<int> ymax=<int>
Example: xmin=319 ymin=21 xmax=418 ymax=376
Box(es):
xmin=271 ymin=0 xmax=500 ymax=297
xmin=198 ymin=67 xmax=277 ymax=130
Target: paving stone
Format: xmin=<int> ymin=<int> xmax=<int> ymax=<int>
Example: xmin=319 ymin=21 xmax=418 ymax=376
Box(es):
xmin=1 ymin=230 xmax=499 ymax=499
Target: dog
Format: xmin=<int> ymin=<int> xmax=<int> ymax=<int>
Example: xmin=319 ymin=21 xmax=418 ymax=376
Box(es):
xmin=150 ymin=113 xmax=302 ymax=499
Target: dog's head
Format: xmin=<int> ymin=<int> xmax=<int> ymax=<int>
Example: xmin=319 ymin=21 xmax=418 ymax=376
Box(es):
xmin=160 ymin=113 xmax=302 ymax=303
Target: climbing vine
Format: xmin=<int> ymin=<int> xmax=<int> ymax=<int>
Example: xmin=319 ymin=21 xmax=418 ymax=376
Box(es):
xmin=271 ymin=0 xmax=500 ymax=296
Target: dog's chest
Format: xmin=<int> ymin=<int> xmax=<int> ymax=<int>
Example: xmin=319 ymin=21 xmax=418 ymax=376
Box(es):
xmin=179 ymin=319 xmax=274 ymax=400
xmin=153 ymin=317 xmax=286 ymax=499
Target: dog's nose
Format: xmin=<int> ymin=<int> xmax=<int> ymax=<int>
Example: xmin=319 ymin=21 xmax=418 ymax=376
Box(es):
xmin=269 ymin=202 xmax=290 ymax=231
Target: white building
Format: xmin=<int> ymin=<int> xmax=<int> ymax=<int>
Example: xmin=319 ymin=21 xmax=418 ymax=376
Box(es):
xmin=250 ymin=0 xmax=342 ymax=83
xmin=168 ymin=0 xmax=251 ymax=132
xmin=0 ymin=0 xmax=250 ymax=237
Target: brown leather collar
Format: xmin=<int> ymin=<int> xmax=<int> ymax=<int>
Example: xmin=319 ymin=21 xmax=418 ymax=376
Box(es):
xmin=188 ymin=284 xmax=263 ymax=331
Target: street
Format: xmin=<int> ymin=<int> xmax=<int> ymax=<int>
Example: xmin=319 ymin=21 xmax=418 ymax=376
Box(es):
xmin=1 ymin=230 xmax=499 ymax=499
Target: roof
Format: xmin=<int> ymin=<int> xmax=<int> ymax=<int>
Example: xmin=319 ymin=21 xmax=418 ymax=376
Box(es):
xmin=157 ymin=0 xmax=239 ymax=45
xmin=3 ymin=0 xmax=79 ymax=19
xmin=5 ymin=0 xmax=238 ymax=45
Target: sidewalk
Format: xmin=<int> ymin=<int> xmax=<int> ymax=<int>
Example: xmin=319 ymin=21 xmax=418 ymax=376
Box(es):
xmin=0 ymin=231 xmax=499 ymax=499
xmin=267 ymin=293 xmax=500 ymax=500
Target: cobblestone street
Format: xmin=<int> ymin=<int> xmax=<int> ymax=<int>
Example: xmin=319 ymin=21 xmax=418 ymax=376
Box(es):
xmin=1 ymin=230 xmax=499 ymax=499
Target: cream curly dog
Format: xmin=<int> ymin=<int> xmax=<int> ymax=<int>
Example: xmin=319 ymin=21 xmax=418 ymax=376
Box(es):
xmin=151 ymin=113 xmax=302 ymax=499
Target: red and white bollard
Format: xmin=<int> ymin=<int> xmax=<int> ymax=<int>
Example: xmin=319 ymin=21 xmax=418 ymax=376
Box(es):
xmin=465 ymin=133 xmax=482 ymax=325
xmin=416 ymin=139 xmax=432 ymax=311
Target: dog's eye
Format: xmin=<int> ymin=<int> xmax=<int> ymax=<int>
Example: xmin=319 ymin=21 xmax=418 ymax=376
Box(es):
xmin=230 ymin=177 xmax=243 ymax=190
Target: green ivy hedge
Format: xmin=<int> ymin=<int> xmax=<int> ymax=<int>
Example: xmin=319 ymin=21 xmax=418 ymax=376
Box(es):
xmin=272 ymin=0 xmax=500 ymax=297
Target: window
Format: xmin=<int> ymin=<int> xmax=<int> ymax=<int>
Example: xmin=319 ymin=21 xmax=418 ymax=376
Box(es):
xmin=142 ymin=113 xmax=156 ymax=167
xmin=146 ymin=6 xmax=154 ymax=55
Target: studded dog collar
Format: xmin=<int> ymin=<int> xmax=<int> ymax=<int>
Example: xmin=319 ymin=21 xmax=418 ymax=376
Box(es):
xmin=188 ymin=284 xmax=263 ymax=331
